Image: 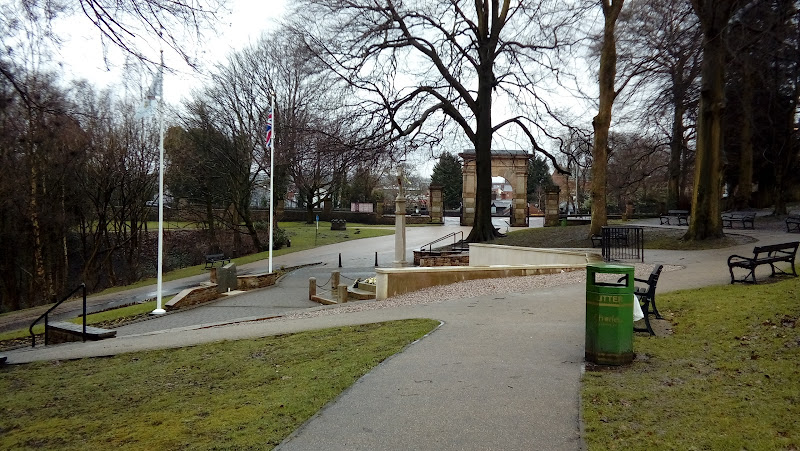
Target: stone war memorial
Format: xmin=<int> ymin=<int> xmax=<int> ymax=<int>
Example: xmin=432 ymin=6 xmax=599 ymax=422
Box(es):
xmin=459 ymin=149 xmax=529 ymax=227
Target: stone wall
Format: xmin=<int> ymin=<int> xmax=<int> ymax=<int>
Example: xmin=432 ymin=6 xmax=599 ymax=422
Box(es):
xmin=237 ymin=273 xmax=278 ymax=290
xmin=469 ymin=244 xmax=601 ymax=266
xmin=419 ymin=255 xmax=470 ymax=267
xmin=166 ymin=284 xmax=220 ymax=310
xmin=375 ymin=264 xmax=586 ymax=300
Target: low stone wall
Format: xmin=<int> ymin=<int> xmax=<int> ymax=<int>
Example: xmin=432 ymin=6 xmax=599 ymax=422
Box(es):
xmin=375 ymin=264 xmax=585 ymax=300
xmin=468 ymin=244 xmax=602 ymax=266
xmin=419 ymin=255 xmax=470 ymax=267
xmin=237 ymin=272 xmax=278 ymax=290
xmin=413 ymin=250 xmax=465 ymax=266
xmin=166 ymin=284 xmax=220 ymax=310
xmin=376 ymin=246 xmax=602 ymax=300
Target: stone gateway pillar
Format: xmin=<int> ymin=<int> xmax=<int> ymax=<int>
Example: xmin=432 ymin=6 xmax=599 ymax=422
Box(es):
xmin=510 ymin=168 xmax=528 ymax=227
xmin=544 ymin=186 xmax=561 ymax=227
xmin=429 ymin=184 xmax=444 ymax=224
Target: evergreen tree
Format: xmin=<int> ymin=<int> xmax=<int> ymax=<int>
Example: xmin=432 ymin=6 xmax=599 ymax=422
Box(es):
xmin=430 ymin=153 xmax=463 ymax=210
xmin=527 ymin=156 xmax=555 ymax=205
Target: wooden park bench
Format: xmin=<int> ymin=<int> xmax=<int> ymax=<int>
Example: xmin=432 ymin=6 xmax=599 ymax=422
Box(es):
xmin=786 ymin=213 xmax=800 ymax=233
xmin=204 ymin=253 xmax=231 ymax=269
xmin=659 ymin=210 xmax=689 ymax=226
xmin=721 ymin=211 xmax=755 ymax=229
xmin=727 ymin=242 xmax=799 ymax=284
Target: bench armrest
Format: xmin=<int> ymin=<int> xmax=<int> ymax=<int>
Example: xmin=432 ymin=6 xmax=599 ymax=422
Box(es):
xmin=728 ymin=254 xmax=752 ymax=264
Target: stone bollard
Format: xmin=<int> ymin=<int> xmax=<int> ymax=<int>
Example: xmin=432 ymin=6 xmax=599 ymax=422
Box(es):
xmin=338 ymin=284 xmax=348 ymax=303
xmin=309 ymin=277 xmax=316 ymax=300
xmin=216 ymin=263 xmax=237 ymax=293
xmin=332 ymin=271 xmax=340 ymax=295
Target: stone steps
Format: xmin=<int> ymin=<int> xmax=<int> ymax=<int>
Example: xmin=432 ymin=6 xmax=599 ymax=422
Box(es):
xmin=47 ymin=321 xmax=116 ymax=344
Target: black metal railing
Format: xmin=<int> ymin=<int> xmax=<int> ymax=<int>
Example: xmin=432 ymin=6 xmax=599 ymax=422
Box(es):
xmin=601 ymin=226 xmax=644 ymax=262
xmin=419 ymin=231 xmax=465 ymax=253
xmin=29 ymin=283 xmax=86 ymax=347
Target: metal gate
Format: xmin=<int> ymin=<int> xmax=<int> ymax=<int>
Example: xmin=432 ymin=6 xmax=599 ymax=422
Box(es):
xmin=601 ymin=226 xmax=644 ymax=262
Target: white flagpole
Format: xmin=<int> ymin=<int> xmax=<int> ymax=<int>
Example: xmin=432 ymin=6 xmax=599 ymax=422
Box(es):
xmin=268 ymin=93 xmax=275 ymax=274
xmin=152 ymin=51 xmax=167 ymax=315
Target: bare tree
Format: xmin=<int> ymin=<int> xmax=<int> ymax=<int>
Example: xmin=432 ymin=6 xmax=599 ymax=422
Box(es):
xmin=290 ymin=0 xmax=577 ymax=242
xmin=589 ymin=0 xmax=625 ymax=237
xmin=620 ymin=0 xmax=702 ymax=210
xmin=686 ymin=0 xmax=744 ymax=240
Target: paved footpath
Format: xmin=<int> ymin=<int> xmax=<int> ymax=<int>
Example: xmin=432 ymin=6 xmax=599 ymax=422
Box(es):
xmin=3 ymin=220 xmax=795 ymax=450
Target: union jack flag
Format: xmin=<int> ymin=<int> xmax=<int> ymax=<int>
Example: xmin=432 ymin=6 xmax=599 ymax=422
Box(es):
xmin=265 ymin=109 xmax=273 ymax=149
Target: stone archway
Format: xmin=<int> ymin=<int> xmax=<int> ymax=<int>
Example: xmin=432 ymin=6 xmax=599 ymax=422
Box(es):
xmin=459 ymin=149 xmax=529 ymax=227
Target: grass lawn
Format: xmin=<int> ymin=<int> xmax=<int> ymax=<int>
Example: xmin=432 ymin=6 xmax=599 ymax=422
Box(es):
xmin=93 ymin=222 xmax=394 ymax=296
xmin=0 ymin=319 xmax=439 ymax=450
xmin=582 ymin=277 xmax=800 ymax=449
xmin=0 ymin=298 xmax=174 ymax=346
xmin=0 ymin=221 xmax=392 ymax=346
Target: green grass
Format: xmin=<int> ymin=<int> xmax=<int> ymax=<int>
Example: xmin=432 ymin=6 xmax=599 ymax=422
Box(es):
xmin=69 ymin=300 xmax=163 ymax=326
xmin=0 ymin=222 xmax=393 ymax=346
xmin=0 ymin=299 xmax=173 ymax=344
xmin=0 ymin=324 xmax=46 ymax=342
xmin=0 ymin=319 xmax=439 ymax=450
xmin=143 ymin=221 xmax=203 ymax=230
xmin=93 ymin=222 xmax=393 ymax=296
xmin=582 ymin=278 xmax=800 ymax=450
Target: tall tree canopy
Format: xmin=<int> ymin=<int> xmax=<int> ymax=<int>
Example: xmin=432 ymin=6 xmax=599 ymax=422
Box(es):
xmin=291 ymin=0 xmax=575 ymax=242
xmin=526 ymin=155 xmax=554 ymax=206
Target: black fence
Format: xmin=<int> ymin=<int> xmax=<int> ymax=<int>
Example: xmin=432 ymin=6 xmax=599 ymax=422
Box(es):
xmin=601 ymin=226 xmax=644 ymax=262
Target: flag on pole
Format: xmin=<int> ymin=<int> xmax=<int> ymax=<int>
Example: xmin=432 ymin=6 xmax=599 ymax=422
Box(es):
xmin=135 ymin=64 xmax=164 ymax=119
xmin=265 ymin=109 xmax=274 ymax=149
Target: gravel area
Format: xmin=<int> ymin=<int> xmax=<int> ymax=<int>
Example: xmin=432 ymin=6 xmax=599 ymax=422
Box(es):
xmin=265 ymin=263 xmax=681 ymax=323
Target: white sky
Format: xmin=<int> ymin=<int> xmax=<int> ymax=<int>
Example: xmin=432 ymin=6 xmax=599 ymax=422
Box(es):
xmin=48 ymin=0 xmax=598 ymax=179
xmin=54 ymin=0 xmax=287 ymax=104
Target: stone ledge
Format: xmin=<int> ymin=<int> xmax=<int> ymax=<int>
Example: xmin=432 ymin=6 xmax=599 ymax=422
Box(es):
xmin=47 ymin=321 xmax=117 ymax=343
xmin=166 ymin=285 xmax=220 ymax=310
xmin=237 ymin=272 xmax=278 ymax=290
xmin=375 ymin=264 xmax=586 ymax=300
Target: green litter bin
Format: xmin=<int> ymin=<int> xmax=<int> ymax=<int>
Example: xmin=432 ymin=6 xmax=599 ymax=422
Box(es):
xmin=585 ymin=262 xmax=634 ymax=365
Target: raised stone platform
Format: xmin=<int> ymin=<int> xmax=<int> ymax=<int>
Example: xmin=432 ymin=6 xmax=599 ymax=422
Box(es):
xmin=375 ymin=245 xmax=601 ymax=300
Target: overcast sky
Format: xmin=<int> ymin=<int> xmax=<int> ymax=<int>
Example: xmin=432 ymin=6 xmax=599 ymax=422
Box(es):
xmin=54 ymin=0 xmax=287 ymax=104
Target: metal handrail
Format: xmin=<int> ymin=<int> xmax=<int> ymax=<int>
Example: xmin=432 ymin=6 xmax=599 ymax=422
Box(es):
xmin=29 ymin=283 xmax=87 ymax=347
xmin=419 ymin=231 xmax=465 ymax=253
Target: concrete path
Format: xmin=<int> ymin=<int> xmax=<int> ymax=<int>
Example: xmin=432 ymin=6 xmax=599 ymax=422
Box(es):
xmin=3 ymin=219 xmax=796 ymax=450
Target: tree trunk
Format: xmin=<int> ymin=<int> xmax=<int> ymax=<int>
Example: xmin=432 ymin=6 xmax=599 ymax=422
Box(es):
xmin=685 ymin=0 xmax=737 ymax=240
xmin=667 ymin=101 xmax=685 ymax=210
xmin=240 ymin=203 xmax=263 ymax=251
xmin=466 ymin=21 xmax=501 ymax=243
xmin=205 ymin=198 xmax=219 ymax=253
xmin=305 ymin=191 xmax=315 ymax=224
xmin=467 ymin=92 xmax=497 ymax=242
xmin=735 ymin=65 xmax=754 ymax=210
xmin=589 ymin=0 xmax=624 ymax=237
